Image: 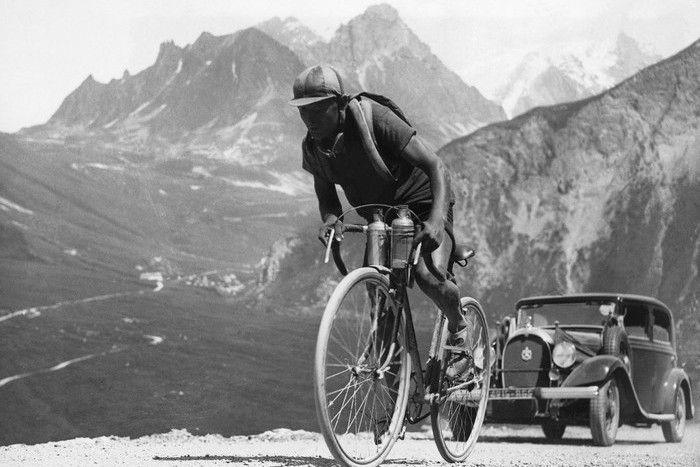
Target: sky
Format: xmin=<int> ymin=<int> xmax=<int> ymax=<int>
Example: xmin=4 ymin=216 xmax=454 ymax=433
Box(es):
xmin=1 ymin=0 xmax=699 ymax=133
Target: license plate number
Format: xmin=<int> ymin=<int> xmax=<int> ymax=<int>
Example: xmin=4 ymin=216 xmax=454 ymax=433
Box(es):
xmin=489 ymin=388 xmax=535 ymax=399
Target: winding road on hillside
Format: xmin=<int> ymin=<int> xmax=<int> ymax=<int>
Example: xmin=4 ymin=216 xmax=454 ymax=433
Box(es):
xmin=2 ymin=423 xmax=698 ymax=466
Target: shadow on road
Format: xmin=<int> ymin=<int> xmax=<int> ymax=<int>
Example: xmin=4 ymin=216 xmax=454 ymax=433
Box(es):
xmin=478 ymin=434 xmax=662 ymax=446
xmin=154 ymin=454 xmax=428 ymax=465
xmin=154 ymin=455 xmax=338 ymax=466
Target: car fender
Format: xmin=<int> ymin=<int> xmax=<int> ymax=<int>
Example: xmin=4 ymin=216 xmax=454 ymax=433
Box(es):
xmin=661 ymin=369 xmax=695 ymax=418
xmin=561 ymin=355 xmax=629 ymax=388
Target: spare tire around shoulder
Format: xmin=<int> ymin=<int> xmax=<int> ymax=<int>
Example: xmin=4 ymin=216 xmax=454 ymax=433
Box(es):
xmin=602 ymin=325 xmax=632 ymax=377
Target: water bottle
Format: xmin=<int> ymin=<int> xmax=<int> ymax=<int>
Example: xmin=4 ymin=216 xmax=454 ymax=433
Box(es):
xmin=366 ymin=209 xmax=388 ymax=267
xmin=390 ymin=205 xmax=414 ymax=269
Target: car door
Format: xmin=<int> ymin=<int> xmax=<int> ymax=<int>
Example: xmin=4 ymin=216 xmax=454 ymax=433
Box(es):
xmin=623 ymin=302 xmax=654 ymax=412
xmin=648 ymin=307 xmax=675 ymax=414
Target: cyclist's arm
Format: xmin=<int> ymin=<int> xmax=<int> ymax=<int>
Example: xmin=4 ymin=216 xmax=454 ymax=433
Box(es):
xmin=400 ymin=135 xmax=451 ymax=246
xmin=313 ymin=175 xmax=342 ymax=222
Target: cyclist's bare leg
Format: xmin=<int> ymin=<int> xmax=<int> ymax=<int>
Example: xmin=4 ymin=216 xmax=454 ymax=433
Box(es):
xmin=414 ymin=233 xmax=467 ymax=333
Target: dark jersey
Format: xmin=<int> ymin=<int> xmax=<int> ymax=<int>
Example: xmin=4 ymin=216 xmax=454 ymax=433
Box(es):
xmin=302 ymin=101 xmax=451 ymax=220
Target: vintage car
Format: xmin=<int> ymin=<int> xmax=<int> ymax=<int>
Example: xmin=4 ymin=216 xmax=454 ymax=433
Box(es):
xmin=486 ymin=293 xmax=695 ymax=446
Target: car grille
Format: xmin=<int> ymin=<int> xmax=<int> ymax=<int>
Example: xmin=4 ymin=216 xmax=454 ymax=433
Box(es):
xmin=502 ymin=334 xmax=551 ymax=388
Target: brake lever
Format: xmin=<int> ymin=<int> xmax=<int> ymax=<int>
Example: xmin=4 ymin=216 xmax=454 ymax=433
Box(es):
xmin=324 ymin=232 xmax=333 ymax=263
xmin=412 ymin=243 xmax=422 ymax=266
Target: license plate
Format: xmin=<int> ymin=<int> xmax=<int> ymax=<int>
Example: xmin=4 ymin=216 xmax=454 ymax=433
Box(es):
xmin=489 ymin=388 xmax=535 ymax=400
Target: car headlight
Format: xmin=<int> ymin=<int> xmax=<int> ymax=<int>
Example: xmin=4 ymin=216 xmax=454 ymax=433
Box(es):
xmin=552 ymin=341 xmax=576 ymax=368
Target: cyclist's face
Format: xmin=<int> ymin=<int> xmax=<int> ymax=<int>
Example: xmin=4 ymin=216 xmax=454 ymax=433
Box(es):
xmin=298 ymin=98 xmax=339 ymax=141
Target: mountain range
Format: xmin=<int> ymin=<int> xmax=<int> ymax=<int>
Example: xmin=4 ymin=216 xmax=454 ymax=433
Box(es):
xmin=495 ymin=32 xmax=662 ymax=118
xmin=24 ymin=4 xmax=503 ymax=196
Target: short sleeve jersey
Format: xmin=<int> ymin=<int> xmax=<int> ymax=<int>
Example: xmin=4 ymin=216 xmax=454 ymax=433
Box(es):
xmin=302 ymin=101 xmax=444 ymax=220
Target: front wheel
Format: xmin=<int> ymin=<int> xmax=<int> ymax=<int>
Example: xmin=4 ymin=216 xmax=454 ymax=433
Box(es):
xmin=314 ymin=268 xmax=411 ymax=467
xmin=431 ymin=297 xmax=491 ymax=462
xmin=590 ymin=378 xmax=620 ymax=446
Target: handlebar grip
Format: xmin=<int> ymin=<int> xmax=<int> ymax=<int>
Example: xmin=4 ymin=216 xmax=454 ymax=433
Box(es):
xmin=331 ymin=241 xmax=349 ymax=276
xmin=342 ymin=224 xmax=365 ymax=233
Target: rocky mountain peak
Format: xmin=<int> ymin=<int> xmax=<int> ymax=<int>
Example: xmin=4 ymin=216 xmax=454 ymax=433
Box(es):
xmin=331 ymin=3 xmax=429 ymax=63
xmin=256 ymin=17 xmax=323 ymax=45
xmin=363 ymin=3 xmax=400 ymax=20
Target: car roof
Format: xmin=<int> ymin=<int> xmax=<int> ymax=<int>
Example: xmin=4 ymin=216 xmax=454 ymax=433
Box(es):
xmin=515 ymin=293 xmax=671 ymax=311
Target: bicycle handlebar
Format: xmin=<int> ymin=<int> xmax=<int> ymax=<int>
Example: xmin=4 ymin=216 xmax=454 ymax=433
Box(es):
xmin=324 ymin=223 xmax=448 ymax=282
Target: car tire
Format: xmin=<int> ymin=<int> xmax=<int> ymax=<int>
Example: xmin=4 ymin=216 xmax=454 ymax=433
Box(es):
xmin=590 ymin=378 xmax=620 ymax=446
xmin=661 ymin=386 xmax=686 ymax=442
xmin=541 ymin=420 xmax=566 ymax=440
xmin=602 ymin=326 xmax=632 ymax=377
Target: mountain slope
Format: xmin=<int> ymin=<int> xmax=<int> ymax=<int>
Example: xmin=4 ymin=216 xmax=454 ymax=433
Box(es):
xmin=442 ymin=38 xmax=700 ymax=334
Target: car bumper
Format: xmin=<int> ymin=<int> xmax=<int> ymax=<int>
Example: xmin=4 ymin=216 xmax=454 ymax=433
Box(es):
xmin=449 ymin=386 xmax=600 ymax=402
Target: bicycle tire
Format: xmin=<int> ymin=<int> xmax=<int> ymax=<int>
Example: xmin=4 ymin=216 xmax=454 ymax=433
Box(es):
xmin=314 ymin=267 xmax=411 ymax=467
xmin=431 ymin=297 xmax=491 ymax=463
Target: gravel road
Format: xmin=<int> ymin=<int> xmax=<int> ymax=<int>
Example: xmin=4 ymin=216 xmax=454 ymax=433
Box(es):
xmin=1 ymin=423 xmax=698 ymax=466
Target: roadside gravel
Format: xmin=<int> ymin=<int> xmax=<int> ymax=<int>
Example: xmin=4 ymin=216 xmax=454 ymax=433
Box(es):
xmin=1 ymin=423 xmax=698 ymax=466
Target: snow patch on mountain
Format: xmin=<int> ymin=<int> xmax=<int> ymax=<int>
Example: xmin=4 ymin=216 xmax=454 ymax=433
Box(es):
xmin=496 ymin=33 xmax=662 ymax=118
xmin=0 ymin=196 xmax=34 ymax=215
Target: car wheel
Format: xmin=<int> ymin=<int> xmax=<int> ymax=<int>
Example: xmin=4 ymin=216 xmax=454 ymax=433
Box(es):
xmin=661 ymin=386 xmax=686 ymax=442
xmin=590 ymin=378 xmax=620 ymax=446
xmin=541 ymin=420 xmax=566 ymax=440
xmin=602 ymin=326 xmax=632 ymax=377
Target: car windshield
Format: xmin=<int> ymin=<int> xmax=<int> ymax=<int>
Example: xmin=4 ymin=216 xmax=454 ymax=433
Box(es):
xmin=518 ymin=301 xmax=616 ymax=327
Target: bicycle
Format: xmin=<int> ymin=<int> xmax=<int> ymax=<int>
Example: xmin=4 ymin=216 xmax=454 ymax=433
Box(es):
xmin=314 ymin=205 xmax=491 ymax=467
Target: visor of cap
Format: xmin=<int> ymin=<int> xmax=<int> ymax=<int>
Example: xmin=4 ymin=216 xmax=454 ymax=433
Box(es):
xmin=288 ymin=95 xmax=336 ymax=107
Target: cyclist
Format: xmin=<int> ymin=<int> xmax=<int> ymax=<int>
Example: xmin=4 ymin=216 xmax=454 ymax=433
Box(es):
xmin=289 ymin=64 xmax=469 ymax=362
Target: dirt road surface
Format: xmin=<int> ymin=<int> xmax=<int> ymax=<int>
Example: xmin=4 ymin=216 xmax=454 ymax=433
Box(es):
xmin=2 ymin=423 xmax=698 ymax=466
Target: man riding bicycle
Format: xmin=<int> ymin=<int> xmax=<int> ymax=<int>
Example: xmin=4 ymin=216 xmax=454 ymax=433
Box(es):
xmin=289 ymin=64 xmax=469 ymax=365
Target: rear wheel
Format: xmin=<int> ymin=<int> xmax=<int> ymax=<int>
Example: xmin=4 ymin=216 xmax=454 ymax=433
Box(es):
xmin=314 ymin=268 xmax=411 ymax=467
xmin=661 ymin=386 xmax=686 ymax=442
xmin=431 ymin=297 xmax=491 ymax=462
xmin=590 ymin=379 xmax=620 ymax=446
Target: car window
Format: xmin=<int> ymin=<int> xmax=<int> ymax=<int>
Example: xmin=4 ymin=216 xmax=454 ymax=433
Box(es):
xmin=518 ymin=302 xmax=611 ymax=327
xmin=652 ymin=308 xmax=671 ymax=343
xmin=623 ymin=304 xmax=649 ymax=339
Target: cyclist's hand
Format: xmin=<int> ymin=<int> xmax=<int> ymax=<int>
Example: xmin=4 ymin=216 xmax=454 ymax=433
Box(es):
xmin=413 ymin=220 xmax=443 ymax=254
xmin=414 ymin=221 xmax=447 ymax=282
xmin=318 ymin=215 xmax=344 ymax=246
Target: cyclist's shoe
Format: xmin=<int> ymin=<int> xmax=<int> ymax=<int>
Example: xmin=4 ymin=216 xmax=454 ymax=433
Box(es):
xmin=444 ymin=328 xmax=473 ymax=381
xmin=444 ymin=327 xmax=468 ymax=350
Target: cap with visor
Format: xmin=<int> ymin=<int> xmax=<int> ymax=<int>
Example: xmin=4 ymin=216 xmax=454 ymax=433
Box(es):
xmin=289 ymin=65 xmax=344 ymax=107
